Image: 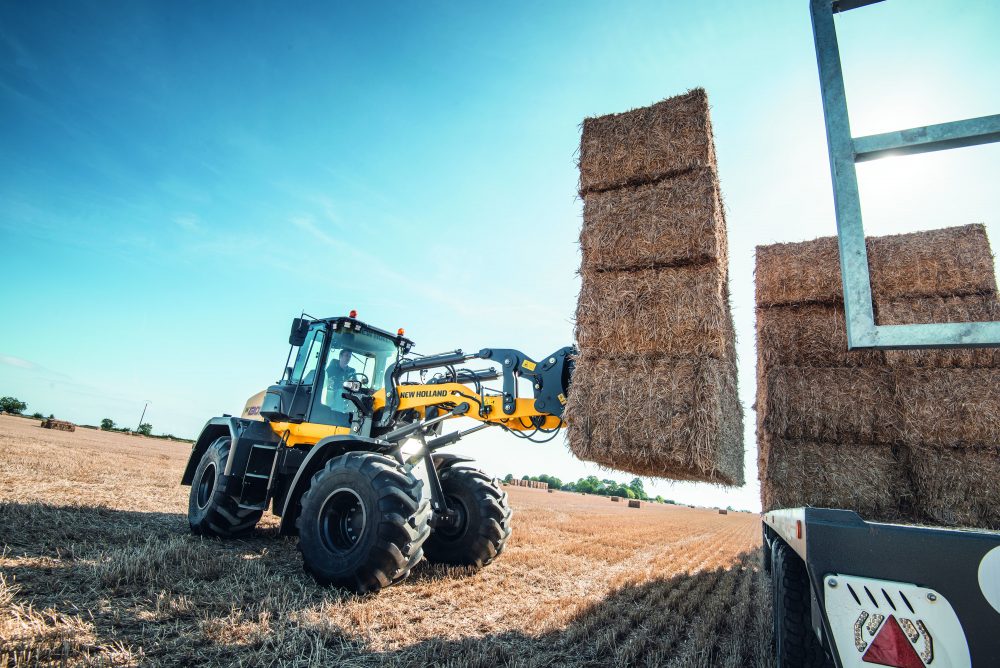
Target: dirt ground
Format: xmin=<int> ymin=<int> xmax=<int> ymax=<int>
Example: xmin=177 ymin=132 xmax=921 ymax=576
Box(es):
xmin=0 ymin=414 xmax=771 ymax=667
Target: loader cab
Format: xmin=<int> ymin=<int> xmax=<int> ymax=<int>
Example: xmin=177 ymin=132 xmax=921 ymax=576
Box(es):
xmin=260 ymin=314 xmax=412 ymax=434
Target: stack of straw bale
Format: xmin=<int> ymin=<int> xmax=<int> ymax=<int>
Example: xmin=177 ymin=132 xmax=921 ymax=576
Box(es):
xmin=566 ymin=89 xmax=743 ymax=486
xmin=756 ymin=224 xmax=1000 ymax=528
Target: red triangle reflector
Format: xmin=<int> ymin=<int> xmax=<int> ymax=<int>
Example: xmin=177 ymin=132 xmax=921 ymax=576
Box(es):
xmin=862 ymin=615 xmax=924 ymax=668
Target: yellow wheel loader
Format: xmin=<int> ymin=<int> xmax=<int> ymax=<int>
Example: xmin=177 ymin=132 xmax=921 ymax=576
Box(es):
xmin=181 ymin=312 xmax=574 ymax=593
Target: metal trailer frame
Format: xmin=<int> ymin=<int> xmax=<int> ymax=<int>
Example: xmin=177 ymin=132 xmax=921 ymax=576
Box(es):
xmin=763 ymin=508 xmax=1000 ymax=666
xmin=809 ymin=0 xmax=1000 ymax=350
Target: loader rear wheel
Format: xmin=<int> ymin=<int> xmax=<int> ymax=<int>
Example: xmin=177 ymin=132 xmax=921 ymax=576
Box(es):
xmin=772 ymin=540 xmax=831 ymax=668
xmin=423 ymin=465 xmax=512 ymax=567
xmin=296 ymin=452 xmax=431 ymax=594
xmin=188 ymin=436 xmax=263 ymax=537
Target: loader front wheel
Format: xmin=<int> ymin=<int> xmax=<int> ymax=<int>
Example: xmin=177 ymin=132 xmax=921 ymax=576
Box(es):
xmin=297 ymin=452 xmax=431 ymax=594
xmin=188 ymin=437 xmax=262 ymax=538
xmin=424 ymin=466 xmax=512 ymax=567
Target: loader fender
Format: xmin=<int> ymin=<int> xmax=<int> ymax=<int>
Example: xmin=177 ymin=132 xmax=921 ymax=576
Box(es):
xmin=277 ymin=434 xmax=392 ymax=536
xmin=181 ymin=418 xmax=241 ymax=486
xmin=181 ymin=417 xmax=277 ymax=486
xmin=431 ymin=453 xmax=475 ymax=471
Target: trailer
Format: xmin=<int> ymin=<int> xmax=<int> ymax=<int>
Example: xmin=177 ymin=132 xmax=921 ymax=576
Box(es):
xmin=763 ymin=509 xmax=1000 ymax=667
xmin=760 ymin=3 xmax=1000 ymax=666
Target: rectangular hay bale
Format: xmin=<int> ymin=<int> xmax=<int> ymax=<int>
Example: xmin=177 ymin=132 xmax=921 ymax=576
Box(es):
xmin=579 ymin=88 xmax=716 ymax=194
xmin=895 ymin=368 xmax=1000 ymax=447
xmin=759 ymin=435 xmax=909 ymax=520
xmin=580 ymin=168 xmax=726 ymax=271
xmin=756 ymin=303 xmax=885 ymax=369
xmin=908 ymin=446 xmax=1000 ymax=530
xmin=755 ymin=225 xmax=996 ymax=308
xmin=758 ymin=367 xmax=899 ymax=444
xmin=575 ymin=265 xmax=734 ymax=360
xmin=564 ymin=354 xmax=743 ymax=485
xmin=879 ymin=294 xmax=1000 ymax=369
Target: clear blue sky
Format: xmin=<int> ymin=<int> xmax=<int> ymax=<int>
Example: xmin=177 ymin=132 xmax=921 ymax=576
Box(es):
xmin=2 ymin=1 xmax=998 ymax=510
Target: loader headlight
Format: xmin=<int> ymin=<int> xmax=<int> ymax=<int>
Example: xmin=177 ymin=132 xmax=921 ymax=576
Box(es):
xmin=399 ymin=437 xmax=424 ymax=460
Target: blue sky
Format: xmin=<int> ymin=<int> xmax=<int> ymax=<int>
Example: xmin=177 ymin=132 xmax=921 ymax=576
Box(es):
xmin=2 ymin=1 xmax=998 ymax=510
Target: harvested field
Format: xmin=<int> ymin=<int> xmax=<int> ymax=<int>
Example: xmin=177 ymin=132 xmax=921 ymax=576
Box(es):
xmin=754 ymin=224 xmax=996 ymax=307
xmin=0 ymin=415 xmax=770 ymax=667
xmin=579 ymin=88 xmax=716 ymax=194
xmin=580 ymin=169 xmax=726 ymax=271
xmin=575 ymin=265 xmax=733 ymax=359
xmin=565 ymin=355 xmax=743 ymax=485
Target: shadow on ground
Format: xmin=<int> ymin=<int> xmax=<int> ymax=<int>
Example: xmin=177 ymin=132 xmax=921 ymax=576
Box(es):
xmin=1 ymin=501 xmax=773 ymax=667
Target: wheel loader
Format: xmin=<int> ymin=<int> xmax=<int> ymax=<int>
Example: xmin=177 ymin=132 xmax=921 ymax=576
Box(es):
xmin=181 ymin=311 xmax=574 ymax=593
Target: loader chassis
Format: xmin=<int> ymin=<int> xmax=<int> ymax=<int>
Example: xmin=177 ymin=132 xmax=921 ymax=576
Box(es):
xmin=181 ymin=313 xmax=572 ymax=593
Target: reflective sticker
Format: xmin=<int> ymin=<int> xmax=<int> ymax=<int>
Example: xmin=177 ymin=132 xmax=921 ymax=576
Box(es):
xmin=557 ymin=393 xmax=566 ymax=405
xmin=521 ymin=359 xmax=536 ymax=371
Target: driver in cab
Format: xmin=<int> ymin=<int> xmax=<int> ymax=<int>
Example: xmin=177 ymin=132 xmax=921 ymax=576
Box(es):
xmin=325 ymin=348 xmax=358 ymax=410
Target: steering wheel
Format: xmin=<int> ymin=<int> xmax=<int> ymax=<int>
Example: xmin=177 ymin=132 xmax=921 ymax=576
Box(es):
xmin=348 ymin=372 xmax=370 ymax=387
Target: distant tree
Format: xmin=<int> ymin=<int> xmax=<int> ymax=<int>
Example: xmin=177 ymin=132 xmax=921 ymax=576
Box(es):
xmin=137 ymin=423 xmax=153 ymax=436
xmin=100 ymin=418 xmax=115 ymax=431
xmin=521 ymin=475 xmax=530 ymax=481
xmin=628 ymin=477 xmax=647 ymax=500
xmin=31 ymin=412 xmax=44 ymax=419
xmin=0 ymin=396 xmax=27 ymax=415
xmin=503 ymin=474 xmax=514 ymax=483
xmin=655 ymin=495 xmax=664 ymax=504
xmin=726 ymin=505 xmax=734 ymax=511
xmin=48 ymin=413 xmax=54 ymax=420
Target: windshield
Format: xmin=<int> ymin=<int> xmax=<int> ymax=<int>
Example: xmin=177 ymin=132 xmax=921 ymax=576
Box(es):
xmin=312 ymin=326 xmax=400 ymax=424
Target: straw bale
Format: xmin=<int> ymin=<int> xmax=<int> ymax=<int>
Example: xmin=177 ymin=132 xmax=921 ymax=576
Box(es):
xmin=579 ymin=88 xmax=716 ymax=194
xmin=879 ymin=294 xmax=1000 ymax=368
xmin=628 ymin=499 xmax=641 ymax=509
xmin=718 ymin=508 xmax=728 ymax=515
xmin=575 ymin=265 xmax=734 ymax=359
xmin=908 ymin=446 xmax=1000 ymax=530
xmin=759 ymin=367 xmax=899 ymax=444
xmin=755 ymin=224 xmax=996 ymax=308
xmin=894 ymin=368 xmax=1000 ymax=447
xmin=564 ymin=354 xmax=743 ymax=485
xmin=756 ymin=303 xmax=885 ymax=369
xmin=580 ymin=169 xmax=726 ymax=271
xmin=759 ymin=436 xmax=909 ymax=520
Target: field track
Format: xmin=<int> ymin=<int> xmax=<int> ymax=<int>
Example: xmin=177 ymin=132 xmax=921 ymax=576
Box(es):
xmin=0 ymin=414 xmax=771 ymax=667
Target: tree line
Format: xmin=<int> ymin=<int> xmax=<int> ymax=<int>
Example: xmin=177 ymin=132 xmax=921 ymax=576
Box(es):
xmin=502 ymin=473 xmax=675 ymax=504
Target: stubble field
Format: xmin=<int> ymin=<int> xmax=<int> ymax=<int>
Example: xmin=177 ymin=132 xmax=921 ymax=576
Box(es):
xmin=0 ymin=414 xmax=770 ymax=667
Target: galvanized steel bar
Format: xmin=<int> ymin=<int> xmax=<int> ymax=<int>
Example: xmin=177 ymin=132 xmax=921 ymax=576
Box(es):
xmin=854 ymin=114 xmax=1000 ymax=162
xmin=809 ymin=0 xmax=1000 ymax=350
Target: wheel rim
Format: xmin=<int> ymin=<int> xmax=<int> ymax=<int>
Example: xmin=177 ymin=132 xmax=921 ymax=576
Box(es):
xmin=437 ymin=495 xmax=468 ymax=539
xmin=318 ymin=488 xmax=367 ymax=554
xmin=197 ymin=462 xmax=216 ymax=509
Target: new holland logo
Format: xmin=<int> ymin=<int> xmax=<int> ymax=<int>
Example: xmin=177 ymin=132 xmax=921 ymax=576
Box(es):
xmin=853 ymin=611 xmax=932 ymax=668
xmin=399 ymin=389 xmax=448 ymax=399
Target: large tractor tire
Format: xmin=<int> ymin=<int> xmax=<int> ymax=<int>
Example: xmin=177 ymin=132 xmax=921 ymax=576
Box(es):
xmin=423 ymin=465 xmax=512 ymax=567
xmin=188 ymin=436 xmax=263 ymax=537
xmin=771 ymin=540 xmax=831 ymax=668
xmin=296 ymin=452 xmax=431 ymax=594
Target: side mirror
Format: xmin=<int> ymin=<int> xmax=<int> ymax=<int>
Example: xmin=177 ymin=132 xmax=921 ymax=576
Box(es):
xmin=289 ymin=318 xmax=310 ymax=346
